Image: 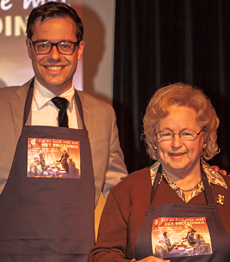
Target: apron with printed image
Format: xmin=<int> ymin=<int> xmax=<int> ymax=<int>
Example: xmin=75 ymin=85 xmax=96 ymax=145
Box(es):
xmin=135 ymin=165 xmax=230 ymax=261
xmin=0 ymin=82 xmax=95 ymax=262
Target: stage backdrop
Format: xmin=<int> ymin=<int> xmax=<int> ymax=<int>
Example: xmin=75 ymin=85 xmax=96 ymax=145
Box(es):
xmin=113 ymin=0 xmax=230 ymax=174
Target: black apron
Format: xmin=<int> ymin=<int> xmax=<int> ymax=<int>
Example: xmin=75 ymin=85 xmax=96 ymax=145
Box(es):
xmin=135 ymin=165 xmax=230 ymax=261
xmin=0 ymin=82 xmax=95 ymax=262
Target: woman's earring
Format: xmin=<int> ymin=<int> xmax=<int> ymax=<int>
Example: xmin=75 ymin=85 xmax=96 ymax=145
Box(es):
xmin=153 ymin=145 xmax=157 ymax=152
xmin=203 ymin=142 xmax=207 ymax=151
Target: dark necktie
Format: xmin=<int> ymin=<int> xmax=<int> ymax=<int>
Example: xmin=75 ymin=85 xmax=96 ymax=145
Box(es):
xmin=51 ymin=97 xmax=69 ymax=127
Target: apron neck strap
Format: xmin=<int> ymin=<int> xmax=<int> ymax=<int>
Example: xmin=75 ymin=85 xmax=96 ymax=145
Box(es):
xmin=23 ymin=78 xmax=86 ymax=129
xmin=150 ymin=163 xmax=215 ymax=206
xmin=74 ymin=90 xmax=86 ymax=130
xmin=201 ymin=165 xmax=215 ymax=205
xmin=150 ymin=164 xmax=162 ymax=203
xmin=23 ymin=78 xmax=34 ymax=126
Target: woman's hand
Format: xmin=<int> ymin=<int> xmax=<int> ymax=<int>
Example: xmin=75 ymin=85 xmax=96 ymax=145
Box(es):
xmin=137 ymin=256 xmax=170 ymax=262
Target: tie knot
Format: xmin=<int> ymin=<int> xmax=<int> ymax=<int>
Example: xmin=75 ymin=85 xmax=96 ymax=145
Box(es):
xmin=51 ymin=97 xmax=69 ymax=127
xmin=51 ymin=97 xmax=69 ymax=110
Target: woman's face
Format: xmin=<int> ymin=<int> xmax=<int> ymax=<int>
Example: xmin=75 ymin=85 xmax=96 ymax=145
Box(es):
xmin=155 ymin=104 xmax=206 ymax=179
xmin=61 ymin=148 xmax=66 ymax=155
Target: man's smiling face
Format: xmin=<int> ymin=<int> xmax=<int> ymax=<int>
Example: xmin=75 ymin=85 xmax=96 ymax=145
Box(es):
xmin=26 ymin=16 xmax=84 ymax=95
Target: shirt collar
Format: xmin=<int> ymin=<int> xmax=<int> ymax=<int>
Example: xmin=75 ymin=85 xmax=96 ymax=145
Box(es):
xmin=150 ymin=159 xmax=227 ymax=189
xmin=150 ymin=160 xmax=227 ymax=202
xmin=33 ymin=78 xmax=75 ymax=111
xmin=202 ymin=160 xmax=227 ymax=188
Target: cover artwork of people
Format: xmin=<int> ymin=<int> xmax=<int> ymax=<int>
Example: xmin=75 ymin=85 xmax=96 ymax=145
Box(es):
xmin=152 ymin=216 xmax=212 ymax=258
xmin=27 ymin=138 xmax=81 ymax=179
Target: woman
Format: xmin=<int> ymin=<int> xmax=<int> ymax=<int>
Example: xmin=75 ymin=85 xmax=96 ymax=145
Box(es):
xmin=67 ymin=157 xmax=80 ymax=179
xmin=89 ymin=83 xmax=230 ymax=262
xmin=56 ymin=147 xmax=69 ymax=173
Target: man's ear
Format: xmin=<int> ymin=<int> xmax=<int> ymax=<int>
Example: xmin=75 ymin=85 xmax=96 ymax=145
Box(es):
xmin=77 ymin=41 xmax=85 ymax=61
xmin=26 ymin=38 xmax=32 ymax=59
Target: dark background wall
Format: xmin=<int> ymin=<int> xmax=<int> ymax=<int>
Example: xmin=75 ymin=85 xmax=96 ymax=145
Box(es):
xmin=113 ymin=0 xmax=230 ymax=174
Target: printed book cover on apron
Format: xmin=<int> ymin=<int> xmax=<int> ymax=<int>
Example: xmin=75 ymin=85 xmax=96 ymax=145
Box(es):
xmin=152 ymin=216 xmax=212 ymax=258
xmin=27 ymin=138 xmax=81 ymax=179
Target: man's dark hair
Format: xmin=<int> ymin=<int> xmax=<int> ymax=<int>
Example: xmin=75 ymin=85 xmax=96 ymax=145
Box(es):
xmin=26 ymin=1 xmax=83 ymax=41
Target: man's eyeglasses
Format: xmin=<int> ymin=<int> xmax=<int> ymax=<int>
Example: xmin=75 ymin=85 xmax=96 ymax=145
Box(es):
xmin=29 ymin=40 xmax=80 ymax=55
xmin=155 ymin=129 xmax=204 ymax=142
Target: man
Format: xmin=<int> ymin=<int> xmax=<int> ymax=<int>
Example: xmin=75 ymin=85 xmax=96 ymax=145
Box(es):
xmin=0 ymin=2 xmax=127 ymax=261
xmin=185 ymin=226 xmax=197 ymax=247
xmin=163 ymin=231 xmax=176 ymax=249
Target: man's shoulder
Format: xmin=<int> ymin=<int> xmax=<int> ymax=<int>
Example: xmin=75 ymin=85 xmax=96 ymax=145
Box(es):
xmin=0 ymin=83 xmax=29 ymax=97
xmin=77 ymin=90 xmax=114 ymax=110
xmin=0 ymin=85 xmax=22 ymax=92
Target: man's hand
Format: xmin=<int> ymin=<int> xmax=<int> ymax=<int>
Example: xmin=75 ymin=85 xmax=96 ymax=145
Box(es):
xmin=138 ymin=256 xmax=170 ymax=262
xmin=210 ymin=166 xmax=227 ymax=176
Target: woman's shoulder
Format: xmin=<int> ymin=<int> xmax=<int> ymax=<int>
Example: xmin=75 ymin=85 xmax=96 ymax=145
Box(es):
xmin=221 ymin=174 xmax=230 ymax=187
xmin=210 ymin=173 xmax=230 ymax=198
xmin=110 ymin=167 xmax=151 ymax=194
xmin=108 ymin=167 xmax=152 ymax=216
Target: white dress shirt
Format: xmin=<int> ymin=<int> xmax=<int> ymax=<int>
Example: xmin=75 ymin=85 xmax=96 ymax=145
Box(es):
xmin=31 ymin=78 xmax=78 ymax=128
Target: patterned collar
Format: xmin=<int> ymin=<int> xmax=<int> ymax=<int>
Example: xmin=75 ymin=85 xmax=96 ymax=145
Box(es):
xmin=150 ymin=160 xmax=227 ymax=203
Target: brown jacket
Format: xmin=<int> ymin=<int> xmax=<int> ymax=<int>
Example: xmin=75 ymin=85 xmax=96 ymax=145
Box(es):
xmin=89 ymin=167 xmax=230 ymax=261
